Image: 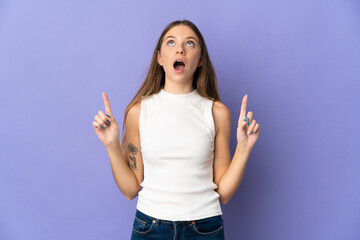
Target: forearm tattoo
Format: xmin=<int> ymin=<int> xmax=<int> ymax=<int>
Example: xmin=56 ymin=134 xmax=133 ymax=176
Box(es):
xmin=127 ymin=143 xmax=138 ymax=171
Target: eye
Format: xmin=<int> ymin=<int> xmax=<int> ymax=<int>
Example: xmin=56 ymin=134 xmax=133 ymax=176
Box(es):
xmin=187 ymin=41 xmax=195 ymax=47
xmin=167 ymin=40 xmax=174 ymax=46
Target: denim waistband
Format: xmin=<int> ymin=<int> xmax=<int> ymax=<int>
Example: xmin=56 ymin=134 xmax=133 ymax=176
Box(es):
xmin=135 ymin=209 xmax=222 ymax=224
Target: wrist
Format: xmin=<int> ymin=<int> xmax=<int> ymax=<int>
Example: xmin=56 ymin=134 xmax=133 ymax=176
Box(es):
xmin=105 ymin=140 xmax=121 ymax=151
xmin=236 ymin=142 xmax=252 ymax=153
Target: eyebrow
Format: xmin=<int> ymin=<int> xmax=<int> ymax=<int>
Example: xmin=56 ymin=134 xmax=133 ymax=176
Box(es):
xmin=165 ymin=36 xmax=198 ymax=43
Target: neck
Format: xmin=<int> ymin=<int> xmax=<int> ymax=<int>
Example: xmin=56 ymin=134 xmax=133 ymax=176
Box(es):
xmin=163 ymin=75 xmax=194 ymax=94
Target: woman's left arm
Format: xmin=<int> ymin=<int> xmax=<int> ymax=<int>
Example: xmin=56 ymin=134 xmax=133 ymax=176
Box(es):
xmin=213 ymin=94 xmax=260 ymax=205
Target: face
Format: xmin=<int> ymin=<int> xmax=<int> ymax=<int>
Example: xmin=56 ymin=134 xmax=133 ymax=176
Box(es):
xmin=157 ymin=25 xmax=202 ymax=84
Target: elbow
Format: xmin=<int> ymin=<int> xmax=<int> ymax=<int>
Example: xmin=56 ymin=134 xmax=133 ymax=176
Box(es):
xmin=125 ymin=193 xmax=138 ymax=201
xmin=219 ymin=195 xmax=230 ymax=205
xmin=125 ymin=186 xmax=141 ymax=201
xmin=216 ymin=189 xmax=229 ymax=205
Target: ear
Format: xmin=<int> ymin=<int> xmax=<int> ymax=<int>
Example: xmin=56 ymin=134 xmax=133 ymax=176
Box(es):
xmin=157 ymin=50 xmax=162 ymax=66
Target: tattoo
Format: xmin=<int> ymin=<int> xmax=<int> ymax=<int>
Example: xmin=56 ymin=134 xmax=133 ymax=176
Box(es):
xmin=127 ymin=143 xmax=138 ymax=171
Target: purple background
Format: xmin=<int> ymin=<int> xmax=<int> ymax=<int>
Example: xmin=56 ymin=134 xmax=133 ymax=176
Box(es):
xmin=1 ymin=0 xmax=359 ymax=239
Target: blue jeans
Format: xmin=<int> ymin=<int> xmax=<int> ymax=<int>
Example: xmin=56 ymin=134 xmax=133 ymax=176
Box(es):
xmin=131 ymin=209 xmax=225 ymax=239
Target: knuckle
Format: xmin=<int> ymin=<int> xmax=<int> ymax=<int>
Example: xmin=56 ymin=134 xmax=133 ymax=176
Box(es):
xmin=95 ymin=115 xmax=102 ymax=122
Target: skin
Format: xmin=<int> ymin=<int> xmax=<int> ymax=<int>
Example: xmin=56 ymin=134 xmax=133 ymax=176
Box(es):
xmin=214 ymin=94 xmax=260 ymax=204
xmin=156 ymin=25 xmax=261 ymax=204
xmin=93 ymin=25 xmax=261 ymax=203
xmin=157 ymin=24 xmax=202 ymax=94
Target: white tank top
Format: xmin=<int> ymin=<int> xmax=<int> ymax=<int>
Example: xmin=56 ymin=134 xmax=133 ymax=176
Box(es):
xmin=136 ymin=88 xmax=223 ymax=221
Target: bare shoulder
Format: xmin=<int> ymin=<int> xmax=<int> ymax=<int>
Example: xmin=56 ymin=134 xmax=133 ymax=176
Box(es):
xmin=125 ymin=101 xmax=141 ymax=129
xmin=212 ymin=101 xmax=231 ymax=135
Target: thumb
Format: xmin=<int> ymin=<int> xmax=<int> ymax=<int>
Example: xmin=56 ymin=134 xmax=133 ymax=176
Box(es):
xmin=102 ymin=92 xmax=113 ymax=117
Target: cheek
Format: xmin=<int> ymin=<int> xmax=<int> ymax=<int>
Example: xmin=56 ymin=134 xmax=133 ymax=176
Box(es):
xmin=191 ymin=53 xmax=201 ymax=67
xmin=161 ymin=52 xmax=172 ymax=65
xmin=193 ymin=50 xmax=201 ymax=61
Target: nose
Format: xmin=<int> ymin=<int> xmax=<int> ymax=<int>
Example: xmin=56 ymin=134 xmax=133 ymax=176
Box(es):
xmin=176 ymin=46 xmax=185 ymax=55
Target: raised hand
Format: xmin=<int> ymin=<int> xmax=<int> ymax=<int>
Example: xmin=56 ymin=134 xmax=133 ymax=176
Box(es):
xmin=237 ymin=94 xmax=260 ymax=151
xmin=92 ymin=92 xmax=120 ymax=147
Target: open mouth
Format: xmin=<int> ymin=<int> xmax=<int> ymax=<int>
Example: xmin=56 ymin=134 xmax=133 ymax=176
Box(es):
xmin=173 ymin=59 xmax=185 ymax=71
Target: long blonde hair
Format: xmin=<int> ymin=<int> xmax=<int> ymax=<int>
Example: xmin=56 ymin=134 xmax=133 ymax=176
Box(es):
xmin=120 ymin=19 xmax=221 ymax=151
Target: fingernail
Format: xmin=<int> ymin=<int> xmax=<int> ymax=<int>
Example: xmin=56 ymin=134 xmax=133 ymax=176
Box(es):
xmin=250 ymin=131 xmax=253 ymax=135
xmin=244 ymin=117 xmax=248 ymax=122
xmin=105 ymin=114 xmax=110 ymax=117
xmin=106 ymin=120 xmax=109 ymax=124
xmin=100 ymin=125 xmax=104 ymax=129
xmin=247 ymin=121 xmax=250 ymax=126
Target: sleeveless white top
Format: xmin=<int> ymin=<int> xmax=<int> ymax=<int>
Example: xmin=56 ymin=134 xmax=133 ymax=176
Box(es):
xmin=136 ymin=88 xmax=222 ymax=221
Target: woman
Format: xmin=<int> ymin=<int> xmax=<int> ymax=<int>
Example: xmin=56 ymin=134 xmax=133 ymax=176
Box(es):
xmin=92 ymin=19 xmax=260 ymax=239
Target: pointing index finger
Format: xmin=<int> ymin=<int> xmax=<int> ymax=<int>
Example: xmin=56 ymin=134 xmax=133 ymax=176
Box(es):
xmin=102 ymin=92 xmax=112 ymax=115
xmin=240 ymin=94 xmax=248 ymax=119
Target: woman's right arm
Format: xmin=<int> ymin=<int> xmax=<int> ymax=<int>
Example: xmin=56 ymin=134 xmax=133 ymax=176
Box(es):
xmin=93 ymin=92 xmax=143 ymax=200
xmin=106 ymin=102 xmax=144 ymax=200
